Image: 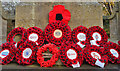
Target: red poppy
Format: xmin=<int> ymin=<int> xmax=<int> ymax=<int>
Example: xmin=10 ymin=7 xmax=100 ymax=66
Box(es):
xmin=83 ymin=45 xmax=108 ymax=68
xmin=44 ymin=21 xmax=71 ymax=47
xmin=59 ymin=41 xmax=84 ymax=68
xmin=103 ymin=41 xmax=120 ymax=63
xmin=37 ymin=43 xmax=59 ymax=67
xmin=7 ymin=27 xmax=26 ymax=42
xmin=86 ymin=26 xmax=108 ymax=47
xmin=0 ymin=42 xmax=16 ymax=65
xmin=22 ymin=27 xmax=44 ymax=46
xmin=71 ymin=25 xmax=89 ymax=49
xmin=15 ymin=41 xmax=38 ymax=65
xmin=49 ymin=5 xmax=71 ymax=24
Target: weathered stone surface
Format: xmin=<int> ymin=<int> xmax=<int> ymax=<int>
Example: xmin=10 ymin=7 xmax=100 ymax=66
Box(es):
xmin=15 ymin=2 xmax=103 ymax=30
xmin=0 ymin=1 xmax=2 ymax=44
xmin=110 ymin=17 xmax=118 ymax=40
xmin=15 ymin=3 xmax=35 ymax=29
xmin=2 ymin=19 xmax=7 ymax=37
xmin=34 ymin=3 xmax=53 ymax=30
xmin=65 ymin=3 xmax=103 ymax=29
xmin=1 ymin=19 xmax=7 ymax=43
xmin=0 ymin=2 xmax=7 ymax=43
xmin=0 ymin=2 xmax=7 ymax=44
xmin=0 ymin=19 xmax=7 ymax=43
xmin=110 ymin=2 xmax=120 ymax=40
xmin=118 ymin=1 xmax=120 ymax=40
xmin=1 ymin=2 xmax=15 ymax=20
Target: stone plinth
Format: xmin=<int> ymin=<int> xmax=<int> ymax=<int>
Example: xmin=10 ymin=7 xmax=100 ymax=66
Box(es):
xmin=15 ymin=2 xmax=103 ymax=65
xmin=15 ymin=3 xmax=35 ymax=29
xmin=0 ymin=2 xmax=7 ymax=44
xmin=0 ymin=19 xmax=7 ymax=44
xmin=15 ymin=2 xmax=103 ymax=30
xmin=118 ymin=2 xmax=120 ymax=40
xmin=110 ymin=2 xmax=120 ymax=40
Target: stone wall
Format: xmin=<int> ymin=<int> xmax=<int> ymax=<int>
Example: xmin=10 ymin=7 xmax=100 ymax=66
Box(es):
xmin=118 ymin=2 xmax=120 ymax=40
xmin=0 ymin=9 xmax=2 ymax=44
xmin=1 ymin=19 xmax=7 ymax=43
xmin=15 ymin=2 xmax=103 ymax=30
xmin=110 ymin=2 xmax=120 ymax=40
xmin=15 ymin=2 xmax=103 ymax=65
xmin=0 ymin=2 xmax=8 ymax=44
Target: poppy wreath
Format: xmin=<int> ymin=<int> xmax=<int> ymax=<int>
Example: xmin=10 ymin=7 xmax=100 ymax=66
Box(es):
xmin=83 ymin=45 xmax=108 ymax=68
xmin=37 ymin=43 xmax=59 ymax=67
xmin=71 ymin=25 xmax=89 ymax=48
xmin=15 ymin=41 xmax=38 ymax=65
xmin=49 ymin=5 xmax=71 ymax=24
xmin=59 ymin=41 xmax=84 ymax=67
xmin=7 ymin=27 xmax=26 ymax=42
xmin=86 ymin=26 xmax=108 ymax=47
xmin=45 ymin=21 xmax=71 ymax=47
xmin=22 ymin=27 xmax=44 ymax=46
xmin=0 ymin=42 xmax=16 ymax=65
xmin=103 ymin=41 xmax=120 ymax=63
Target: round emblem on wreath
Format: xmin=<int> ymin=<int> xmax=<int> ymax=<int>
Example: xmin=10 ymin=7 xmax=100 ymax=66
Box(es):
xmin=45 ymin=21 xmax=71 ymax=46
xmin=0 ymin=42 xmax=16 ymax=65
xmin=59 ymin=41 xmax=84 ymax=67
xmin=83 ymin=45 xmax=108 ymax=68
xmin=22 ymin=27 xmax=44 ymax=46
xmin=86 ymin=26 xmax=108 ymax=47
xmin=15 ymin=41 xmax=37 ymax=65
xmin=103 ymin=41 xmax=120 ymax=63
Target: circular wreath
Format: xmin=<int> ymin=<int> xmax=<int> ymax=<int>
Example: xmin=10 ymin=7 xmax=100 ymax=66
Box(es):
xmin=103 ymin=41 xmax=120 ymax=63
xmin=71 ymin=26 xmax=89 ymax=48
xmin=0 ymin=42 xmax=16 ymax=65
xmin=83 ymin=45 xmax=108 ymax=68
xmin=59 ymin=41 xmax=84 ymax=67
xmin=86 ymin=26 xmax=108 ymax=47
xmin=22 ymin=27 xmax=44 ymax=46
xmin=49 ymin=5 xmax=71 ymax=24
xmin=45 ymin=21 xmax=71 ymax=47
xmin=37 ymin=43 xmax=59 ymax=67
xmin=15 ymin=41 xmax=38 ymax=65
xmin=7 ymin=27 xmax=26 ymax=42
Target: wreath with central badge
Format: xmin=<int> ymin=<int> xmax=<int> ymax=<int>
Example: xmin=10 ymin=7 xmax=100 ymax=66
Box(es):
xmin=71 ymin=26 xmax=89 ymax=48
xmin=103 ymin=41 xmax=120 ymax=63
xmin=59 ymin=41 xmax=84 ymax=68
xmin=0 ymin=42 xmax=16 ymax=65
xmin=45 ymin=21 xmax=71 ymax=47
xmin=86 ymin=26 xmax=108 ymax=47
xmin=83 ymin=45 xmax=108 ymax=68
xmin=15 ymin=41 xmax=38 ymax=65
xmin=22 ymin=27 xmax=44 ymax=46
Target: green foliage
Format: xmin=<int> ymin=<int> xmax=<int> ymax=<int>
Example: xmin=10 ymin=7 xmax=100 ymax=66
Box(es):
xmin=103 ymin=19 xmax=110 ymax=38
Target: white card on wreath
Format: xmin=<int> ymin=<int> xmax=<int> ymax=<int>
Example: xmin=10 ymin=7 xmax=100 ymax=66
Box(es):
xmin=95 ymin=59 xmax=105 ymax=68
xmin=72 ymin=62 xmax=80 ymax=68
xmin=90 ymin=40 xmax=100 ymax=46
xmin=77 ymin=41 xmax=85 ymax=48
